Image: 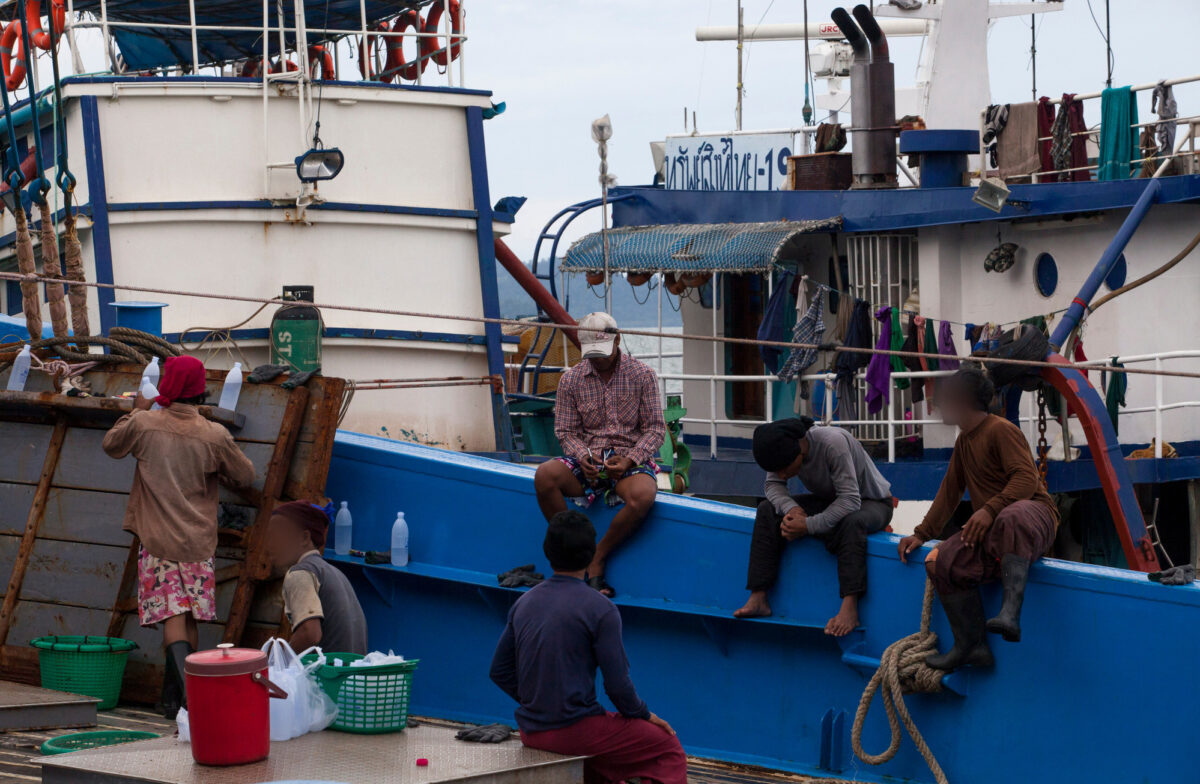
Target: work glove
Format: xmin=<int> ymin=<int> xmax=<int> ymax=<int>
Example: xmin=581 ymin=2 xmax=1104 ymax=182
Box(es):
xmin=1148 ymin=565 xmax=1195 ymax=585
xmin=497 ymin=564 xmax=543 ymax=588
xmin=247 ymin=364 xmax=290 ymax=384
xmin=455 ymin=723 xmax=513 ymax=743
xmin=282 ymin=368 xmax=321 ymax=389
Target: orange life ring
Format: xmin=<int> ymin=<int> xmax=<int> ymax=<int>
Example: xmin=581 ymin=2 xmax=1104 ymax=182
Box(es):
xmin=308 ymin=45 xmax=334 ymax=80
xmin=420 ymin=0 xmax=463 ymax=67
xmin=358 ymin=21 xmax=392 ymax=82
xmin=269 ymin=57 xmax=299 ymax=74
xmin=385 ymin=10 xmax=425 ymax=81
xmin=25 ymin=0 xmax=64 ymax=52
xmin=240 ymin=58 xmax=264 ymax=78
xmin=1 ymin=20 xmax=27 ymax=91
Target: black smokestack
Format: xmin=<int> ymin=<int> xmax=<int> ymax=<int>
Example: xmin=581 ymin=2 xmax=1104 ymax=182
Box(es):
xmin=852 ymin=4 xmax=890 ymax=62
xmin=831 ymin=7 xmax=870 ymax=63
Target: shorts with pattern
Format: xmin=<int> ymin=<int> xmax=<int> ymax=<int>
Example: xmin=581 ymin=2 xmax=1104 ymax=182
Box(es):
xmin=556 ymin=455 xmax=658 ymax=509
xmin=137 ymin=546 xmax=217 ymax=627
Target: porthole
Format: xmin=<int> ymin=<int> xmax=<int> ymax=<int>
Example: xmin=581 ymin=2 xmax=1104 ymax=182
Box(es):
xmin=1035 ymin=252 xmax=1058 ymax=298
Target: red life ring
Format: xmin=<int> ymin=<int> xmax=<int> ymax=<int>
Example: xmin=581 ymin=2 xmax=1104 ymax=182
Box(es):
xmin=357 ymin=21 xmax=392 ymax=82
xmin=308 ymin=45 xmax=334 ymax=80
xmin=420 ymin=0 xmax=463 ymax=67
xmin=269 ymin=57 xmax=298 ymax=74
xmin=240 ymin=58 xmax=265 ymax=78
xmin=1 ymin=20 xmax=27 ymax=91
xmin=385 ymin=10 xmax=424 ymax=81
xmin=25 ymin=0 xmax=64 ymax=52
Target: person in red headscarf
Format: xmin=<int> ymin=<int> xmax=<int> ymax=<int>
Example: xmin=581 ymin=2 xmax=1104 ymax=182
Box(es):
xmin=102 ymin=356 xmax=256 ymax=718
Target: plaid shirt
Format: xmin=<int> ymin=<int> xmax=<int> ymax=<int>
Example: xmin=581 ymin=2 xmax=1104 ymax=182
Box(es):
xmin=555 ymin=351 xmax=665 ymax=466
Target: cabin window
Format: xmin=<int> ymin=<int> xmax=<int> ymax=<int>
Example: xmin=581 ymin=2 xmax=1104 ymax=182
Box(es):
xmin=724 ymin=273 xmax=766 ymax=420
xmin=1035 ymin=252 xmax=1058 ymax=297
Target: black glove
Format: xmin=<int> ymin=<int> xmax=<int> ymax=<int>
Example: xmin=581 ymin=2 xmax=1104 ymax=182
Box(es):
xmin=497 ymin=564 xmax=536 ymax=582
xmin=497 ymin=564 xmax=543 ymax=588
xmin=455 ymin=723 xmax=513 ymax=743
xmin=364 ymin=550 xmax=391 ymax=565
xmin=1148 ymin=565 xmax=1195 ymax=585
xmin=282 ymin=368 xmax=321 ymax=389
xmin=247 ymin=364 xmax=290 ymax=384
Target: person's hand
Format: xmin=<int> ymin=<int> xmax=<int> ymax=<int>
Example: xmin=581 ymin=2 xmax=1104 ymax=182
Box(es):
xmin=961 ymin=509 xmax=994 ymax=547
xmin=133 ymin=392 xmax=154 ymax=411
xmin=898 ymin=535 xmax=925 ymax=563
xmin=781 ymin=507 xmax=808 ymax=541
xmin=647 ymin=712 xmax=676 ymax=736
xmin=604 ymin=455 xmax=636 ymax=477
xmin=580 ymin=454 xmax=602 ymax=481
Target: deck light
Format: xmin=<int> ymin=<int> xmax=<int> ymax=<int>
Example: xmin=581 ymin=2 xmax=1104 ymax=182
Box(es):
xmin=972 ymin=177 xmax=1011 ymax=212
xmin=295 ymin=147 xmax=345 ymax=183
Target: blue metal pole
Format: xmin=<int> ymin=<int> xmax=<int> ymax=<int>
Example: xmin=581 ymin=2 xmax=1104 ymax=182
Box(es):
xmin=1049 ymin=178 xmax=1161 ymax=349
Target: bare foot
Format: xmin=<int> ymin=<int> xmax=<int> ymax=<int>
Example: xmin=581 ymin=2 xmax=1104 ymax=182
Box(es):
xmin=733 ymin=592 xmax=772 ymax=619
xmin=824 ymin=596 xmax=859 ymax=637
xmin=586 ymin=562 xmax=615 ymax=597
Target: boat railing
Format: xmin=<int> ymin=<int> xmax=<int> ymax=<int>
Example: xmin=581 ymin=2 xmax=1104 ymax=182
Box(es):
xmin=978 ymin=73 xmax=1200 ymax=183
xmin=49 ymin=0 xmax=468 ymax=88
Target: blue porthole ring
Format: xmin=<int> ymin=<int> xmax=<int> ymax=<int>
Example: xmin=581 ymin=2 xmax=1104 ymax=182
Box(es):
xmin=1105 ymin=253 xmax=1127 ymax=290
xmin=1035 ymin=252 xmax=1058 ymax=297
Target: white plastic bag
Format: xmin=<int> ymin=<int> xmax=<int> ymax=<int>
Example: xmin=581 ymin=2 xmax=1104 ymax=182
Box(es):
xmin=176 ymin=707 xmax=190 ymax=742
xmin=261 ymin=638 xmax=339 ymax=740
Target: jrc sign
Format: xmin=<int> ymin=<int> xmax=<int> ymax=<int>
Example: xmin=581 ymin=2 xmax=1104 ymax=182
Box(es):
xmin=663 ymin=133 xmax=794 ymax=192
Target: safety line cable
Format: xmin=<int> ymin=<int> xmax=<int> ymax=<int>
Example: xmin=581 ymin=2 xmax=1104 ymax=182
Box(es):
xmin=0 ymin=270 xmax=1197 ymax=381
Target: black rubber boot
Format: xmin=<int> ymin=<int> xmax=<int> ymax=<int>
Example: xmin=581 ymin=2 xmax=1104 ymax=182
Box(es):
xmin=925 ymin=589 xmax=994 ymax=671
xmin=160 ymin=641 xmax=193 ymax=719
xmin=986 ymin=554 xmax=1030 ymax=642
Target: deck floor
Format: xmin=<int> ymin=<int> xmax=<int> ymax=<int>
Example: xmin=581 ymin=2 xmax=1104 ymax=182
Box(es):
xmin=1 ymin=709 xmax=854 ymax=784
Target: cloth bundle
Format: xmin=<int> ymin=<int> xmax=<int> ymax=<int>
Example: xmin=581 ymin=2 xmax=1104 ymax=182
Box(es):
xmin=456 ymin=723 xmax=514 ymax=743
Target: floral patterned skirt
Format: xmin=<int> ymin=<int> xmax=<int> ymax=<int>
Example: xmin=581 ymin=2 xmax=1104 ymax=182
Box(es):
xmin=137 ymin=546 xmax=217 ymax=627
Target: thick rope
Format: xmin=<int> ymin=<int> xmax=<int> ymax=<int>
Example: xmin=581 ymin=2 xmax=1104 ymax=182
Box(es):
xmin=13 ymin=207 xmax=42 ymax=343
xmin=850 ymin=580 xmax=949 ymax=784
xmin=0 ymin=270 xmax=1197 ymax=382
xmin=37 ymin=201 xmax=69 ymax=339
xmin=61 ymin=192 xmax=90 ymax=338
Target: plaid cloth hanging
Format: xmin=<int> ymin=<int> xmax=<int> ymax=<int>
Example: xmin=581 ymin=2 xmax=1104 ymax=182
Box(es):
xmin=779 ymin=288 xmax=825 ymax=382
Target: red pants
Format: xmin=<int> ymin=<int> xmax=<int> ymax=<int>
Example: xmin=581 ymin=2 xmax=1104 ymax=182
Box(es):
xmin=932 ymin=500 xmax=1057 ymax=594
xmin=520 ymin=712 xmax=687 ymax=784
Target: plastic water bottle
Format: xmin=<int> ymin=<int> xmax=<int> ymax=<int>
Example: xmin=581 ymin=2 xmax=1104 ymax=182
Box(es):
xmin=139 ymin=376 xmax=161 ymax=410
xmin=218 ymin=362 xmax=242 ymax=411
xmin=142 ymin=356 xmax=160 ymax=386
xmin=6 ymin=345 xmax=31 ymax=391
xmin=390 ymin=512 xmax=409 ymax=567
xmin=334 ymin=502 xmax=352 ymax=556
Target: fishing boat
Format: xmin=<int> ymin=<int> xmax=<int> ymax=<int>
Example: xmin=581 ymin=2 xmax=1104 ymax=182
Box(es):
xmin=0 ymin=2 xmax=1198 ymax=783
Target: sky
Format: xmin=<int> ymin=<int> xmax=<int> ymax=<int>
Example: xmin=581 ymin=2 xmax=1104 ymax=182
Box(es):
xmin=463 ymin=0 xmax=1200 ymax=260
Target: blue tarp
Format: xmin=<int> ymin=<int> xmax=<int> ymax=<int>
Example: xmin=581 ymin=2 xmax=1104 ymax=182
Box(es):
xmin=70 ymin=0 xmax=420 ymax=70
xmin=560 ymin=217 xmax=842 ymax=274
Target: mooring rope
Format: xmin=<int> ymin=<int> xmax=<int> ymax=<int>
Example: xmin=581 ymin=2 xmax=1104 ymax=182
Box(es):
xmin=850 ymin=579 xmax=949 ymax=784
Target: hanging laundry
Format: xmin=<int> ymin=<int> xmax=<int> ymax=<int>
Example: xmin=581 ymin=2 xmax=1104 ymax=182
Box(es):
xmin=1050 ymin=94 xmax=1090 ymax=182
xmin=890 ymin=308 xmax=909 ymax=389
xmin=865 ymin=307 xmax=898 ymax=415
xmin=997 ymin=101 xmax=1041 ymax=182
xmin=982 ymin=104 xmax=1010 ymax=169
xmin=779 ymin=287 xmax=825 ymax=384
xmin=1104 ymin=358 xmax=1127 ymax=435
xmin=1151 ymin=81 xmax=1178 ymax=159
xmin=1073 ymin=339 xmax=1089 ymax=380
xmin=814 ymin=123 xmax=848 ymax=153
xmin=835 ymin=300 xmax=873 ymax=422
xmin=827 ymin=252 xmax=850 ymax=315
xmin=832 ymin=282 xmax=854 ymax=343
xmin=1036 ymin=97 xmax=1056 ymax=176
xmin=756 ymin=270 xmax=795 ymax=373
xmin=919 ymin=316 xmax=939 ymax=404
xmin=938 ymin=320 xmax=959 ymax=370
xmin=1098 ymin=86 xmax=1139 ymax=181
xmin=900 ymin=315 xmax=924 ymax=402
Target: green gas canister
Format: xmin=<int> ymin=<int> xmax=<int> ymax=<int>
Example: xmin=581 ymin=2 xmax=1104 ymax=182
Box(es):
xmin=270 ymin=286 xmax=322 ymax=373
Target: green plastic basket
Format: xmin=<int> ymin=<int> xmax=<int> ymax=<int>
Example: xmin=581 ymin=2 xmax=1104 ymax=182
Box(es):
xmin=30 ymin=636 xmax=138 ymax=710
xmin=40 ymin=730 xmax=159 ymax=756
xmin=301 ymin=652 xmax=418 ymax=734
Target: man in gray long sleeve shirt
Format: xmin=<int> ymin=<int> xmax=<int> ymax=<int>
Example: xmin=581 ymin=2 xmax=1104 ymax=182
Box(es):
xmin=734 ymin=418 xmax=893 ymax=636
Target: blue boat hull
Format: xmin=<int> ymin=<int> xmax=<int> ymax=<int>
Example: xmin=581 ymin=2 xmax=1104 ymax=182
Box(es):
xmin=327 ymin=431 xmax=1200 ymax=783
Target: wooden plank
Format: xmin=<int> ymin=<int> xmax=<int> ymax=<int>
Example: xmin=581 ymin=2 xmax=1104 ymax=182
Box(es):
xmin=223 ymin=386 xmax=309 ymax=644
xmin=0 ymin=418 xmax=68 ymax=646
xmin=0 ymin=485 xmax=130 ymax=548
xmin=105 ymin=539 xmax=141 ymax=639
xmin=0 ymin=537 xmax=127 ymax=609
xmin=0 ymin=422 xmax=52 ymax=485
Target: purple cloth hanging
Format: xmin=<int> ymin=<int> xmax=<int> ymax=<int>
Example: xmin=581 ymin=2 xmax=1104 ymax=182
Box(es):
xmin=938 ymin=320 xmax=960 ymax=370
xmin=865 ymin=307 xmax=894 ymax=415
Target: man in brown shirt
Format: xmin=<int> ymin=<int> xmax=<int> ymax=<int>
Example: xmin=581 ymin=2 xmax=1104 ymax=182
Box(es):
xmin=102 ymin=356 xmax=255 ymax=717
xmin=898 ymin=367 xmax=1058 ymax=671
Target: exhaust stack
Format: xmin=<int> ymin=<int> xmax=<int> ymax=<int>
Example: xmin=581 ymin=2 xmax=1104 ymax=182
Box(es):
xmin=832 ymin=5 xmax=898 ymax=189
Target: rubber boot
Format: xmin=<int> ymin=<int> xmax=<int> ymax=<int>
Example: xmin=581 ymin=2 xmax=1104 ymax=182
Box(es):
xmin=986 ymin=554 xmax=1030 ymax=642
xmin=925 ymin=589 xmax=994 ymax=671
xmin=160 ymin=641 xmax=193 ymax=719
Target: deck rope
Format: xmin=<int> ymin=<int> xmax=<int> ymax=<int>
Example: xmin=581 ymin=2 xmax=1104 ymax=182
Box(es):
xmin=13 ymin=207 xmax=42 ymax=343
xmin=850 ymin=579 xmax=949 ymax=784
xmin=37 ymin=201 xmax=69 ymax=339
xmin=62 ymin=191 xmax=90 ymax=339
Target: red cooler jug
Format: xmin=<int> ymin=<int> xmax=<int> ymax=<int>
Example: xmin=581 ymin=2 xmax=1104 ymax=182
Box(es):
xmin=185 ymin=643 xmax=287 ymax=766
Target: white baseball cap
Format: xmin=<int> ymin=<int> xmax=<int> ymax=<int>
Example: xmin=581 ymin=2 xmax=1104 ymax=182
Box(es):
xmin=577 ymin=312 xmax=619 ymax=359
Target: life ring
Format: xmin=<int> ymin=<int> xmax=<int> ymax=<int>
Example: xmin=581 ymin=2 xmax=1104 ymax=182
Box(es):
xmin=308 ymin=45 xmax=334 ymax=80
xmin=680 ymin=272 xmax=712 ymax=289
xmin=240 ymin=58 xmax=264 ymax=78
xmin=25 ymin=0 xmax=64 ymax=52
xmin=420 ymin=0 xmax=463 ymax=67
xmin=1 ymin=20 xmax=27 ymax=91
xmin=385 ymin=10 xmax=425 ymax=81
xmin=269 ymin=57 xmax=299 ymax=74
xmin=358 ymin=21 xmax=392 ymax=82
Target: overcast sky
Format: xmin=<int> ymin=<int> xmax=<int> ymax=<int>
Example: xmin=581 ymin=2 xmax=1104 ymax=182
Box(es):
xmin=464 ymin=0 xmax=1200 ymax=260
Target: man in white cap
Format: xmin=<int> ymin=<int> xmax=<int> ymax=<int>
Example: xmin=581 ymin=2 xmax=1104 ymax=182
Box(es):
xmin=533 ymin=312 xmax=666 ymax=597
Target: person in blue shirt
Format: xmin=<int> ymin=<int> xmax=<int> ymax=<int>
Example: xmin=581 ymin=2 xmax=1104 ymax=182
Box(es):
xmin=489 ymin=510 xmax=686 ymax=784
